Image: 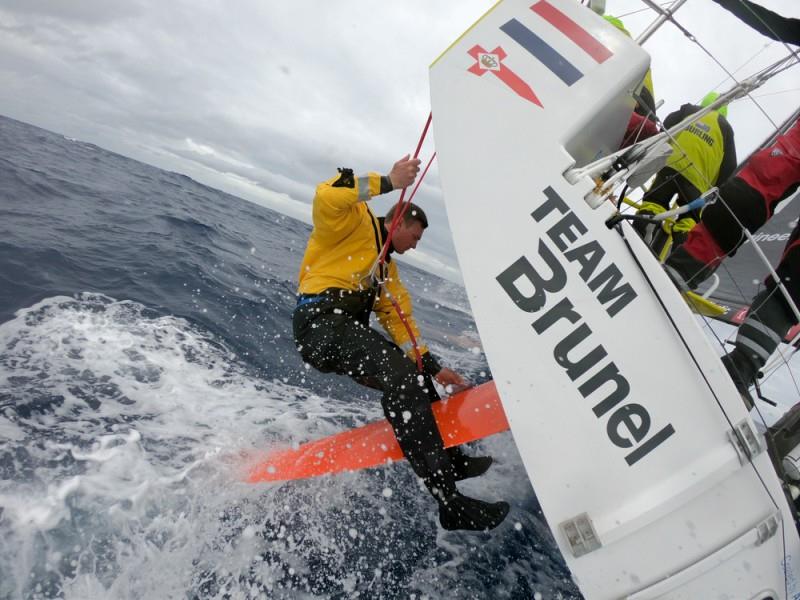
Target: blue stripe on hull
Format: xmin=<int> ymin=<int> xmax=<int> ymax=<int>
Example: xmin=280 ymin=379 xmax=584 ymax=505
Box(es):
xmin=500 ymin=18 xmax=583 ymax=86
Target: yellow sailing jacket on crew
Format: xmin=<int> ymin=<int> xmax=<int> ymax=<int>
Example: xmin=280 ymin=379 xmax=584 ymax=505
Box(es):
xmin=664 ymin=103 xmax=737 ymax=193
xmin=297 ymin=169 xmax=432 ymax=361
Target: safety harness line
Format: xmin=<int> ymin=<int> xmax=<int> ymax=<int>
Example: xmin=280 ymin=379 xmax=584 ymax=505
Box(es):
xmin=371 ymin=113 xmax=435 ymax=373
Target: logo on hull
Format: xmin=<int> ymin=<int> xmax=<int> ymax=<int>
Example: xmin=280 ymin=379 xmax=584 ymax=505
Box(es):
xmin=496 ymin=186 xmax=676 ymax=466
xmin=468 ymin=0 xmax=614 ymax=107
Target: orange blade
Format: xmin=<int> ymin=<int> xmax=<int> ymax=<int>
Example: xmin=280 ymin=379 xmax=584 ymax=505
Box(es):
xmin=246 ymin=381 xmax=508 ymax=483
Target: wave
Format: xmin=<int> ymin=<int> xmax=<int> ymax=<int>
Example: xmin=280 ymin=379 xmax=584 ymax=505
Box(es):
xmin=0 ymin=115 xmax=577 ymax=599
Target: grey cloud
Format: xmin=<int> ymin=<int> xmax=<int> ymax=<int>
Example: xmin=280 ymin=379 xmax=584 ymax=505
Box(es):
xmin=166 ymin=140 xmax=317 ymax=205
xmin=0 ymin=0 xmax=143 ymax=24
xmin=1 ymin=0 xmax=797 ymax=278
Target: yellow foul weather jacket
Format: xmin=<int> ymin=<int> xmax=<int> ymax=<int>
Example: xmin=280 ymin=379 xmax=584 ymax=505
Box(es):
xmin=664 ymin=103 xmax=737 ymax=193
xmin=297 ymin=169 xmax=433 ymax=363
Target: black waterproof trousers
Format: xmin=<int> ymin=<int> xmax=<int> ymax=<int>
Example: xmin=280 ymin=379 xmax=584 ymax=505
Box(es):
xmin=292 ymin=289 xmax=454 ymax=497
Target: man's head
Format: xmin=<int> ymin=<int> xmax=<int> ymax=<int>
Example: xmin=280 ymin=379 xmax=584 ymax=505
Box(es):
xmin=603 ymin=15 xmax=630 ymax=37
xmin=385 ymin=202 xmax=428 ymax=254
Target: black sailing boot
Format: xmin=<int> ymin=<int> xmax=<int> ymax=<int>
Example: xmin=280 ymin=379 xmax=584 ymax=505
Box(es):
xmin=663 ymin=245 xmax=718 ymax=292
xmin=447 ymin=446 xmax=493 ymax=481
xmin=720 ymin=349 xmax=758 ymax=410
xmin=421 ymin=451 xmax=509 ymax=532
xmin=726 ymin=288 xmax=798 ymax=478
xmin=387 ymin=398 xmax=509 ymax=532
xmin=724 ymin=287 xmax=796 ymax=410
xmin=436 ymin=491 xmax=510 ymax=532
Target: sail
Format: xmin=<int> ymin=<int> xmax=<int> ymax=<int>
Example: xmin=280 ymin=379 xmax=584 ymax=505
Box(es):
xmin=430 ymin=1 xmax=800 ymax=598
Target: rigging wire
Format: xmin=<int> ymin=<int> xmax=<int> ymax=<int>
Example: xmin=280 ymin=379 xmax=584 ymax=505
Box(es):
xmin=617 ymin=2 xmax=673 ymax=19
xmin=711 ymin=40 xmax=774 ymax=92
xmin=637 ymin=0 xmax=799 ymax=131
xmin=566 ymin=48 xmax=797 ymax=193
xmin=754 ymin=87 xmax=800 ymax=99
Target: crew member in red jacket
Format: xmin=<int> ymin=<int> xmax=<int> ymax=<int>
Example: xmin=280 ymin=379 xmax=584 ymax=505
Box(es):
xmin=663 ymin=0 xmax=800 ymax=402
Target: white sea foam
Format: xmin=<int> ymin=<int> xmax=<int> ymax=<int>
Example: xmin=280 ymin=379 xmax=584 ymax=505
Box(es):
xmin=0 ymin=294 xmax=408 ymax=597
xmin=0 ymin=293 xmax=546 ymax=599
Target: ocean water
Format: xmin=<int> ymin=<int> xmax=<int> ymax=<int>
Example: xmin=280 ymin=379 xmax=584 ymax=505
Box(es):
xmin=0 ymin=115 xmax=579 ymax=600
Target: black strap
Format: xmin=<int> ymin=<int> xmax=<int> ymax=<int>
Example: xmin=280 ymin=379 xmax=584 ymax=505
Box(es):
xmin=368 ymin=208 xmax=386 ymax=290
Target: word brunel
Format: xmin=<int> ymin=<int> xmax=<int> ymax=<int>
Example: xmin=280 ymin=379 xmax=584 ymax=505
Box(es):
xmin=496 ymin=186 xmax=675 ymax=466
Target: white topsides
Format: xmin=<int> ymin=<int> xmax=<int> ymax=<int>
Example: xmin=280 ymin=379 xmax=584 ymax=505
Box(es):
xmin=430 ymin=1 xmax=800 ymax=598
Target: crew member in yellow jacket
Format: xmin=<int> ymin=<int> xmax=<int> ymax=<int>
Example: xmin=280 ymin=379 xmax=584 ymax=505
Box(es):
xmin=293 ymin=154 xmax=509 ymax=531
xmin=635 ymin=92 xmax=737 ymax=252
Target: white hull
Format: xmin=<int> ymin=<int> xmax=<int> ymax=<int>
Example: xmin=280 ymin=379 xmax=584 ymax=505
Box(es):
xmin=429 ymin=1 xmax=800 ymax=597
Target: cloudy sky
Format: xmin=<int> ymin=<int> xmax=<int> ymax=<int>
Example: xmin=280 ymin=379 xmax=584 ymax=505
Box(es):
xmin=1 ymin=0 xmax=798 ymax=280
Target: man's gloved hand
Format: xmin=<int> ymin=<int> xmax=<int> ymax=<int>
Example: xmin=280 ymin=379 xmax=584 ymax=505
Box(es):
xmin=435 ymin=367 xmax=467 ymax=394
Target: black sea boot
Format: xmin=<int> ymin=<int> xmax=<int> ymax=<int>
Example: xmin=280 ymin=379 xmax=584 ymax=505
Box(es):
xmin=725 ymin=287 xmax=796 ymax=408
xmin=421 ymin=451 xmax=509 ymax=532
xmin=720 ymin=349 xmax=758 ymax=410
xmin=447 ymin=446 xmax=493 ymax=481
xmin=388 ymin=399 xmax=509 ymax=532
xmin=436 ymin=491 xmax=510 ymax=532
xmin=663 ymin=245 xmax=717 ymax=292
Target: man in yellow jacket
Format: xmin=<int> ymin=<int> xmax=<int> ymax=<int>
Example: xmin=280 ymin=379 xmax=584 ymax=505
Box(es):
xmin=635 ymin=93 xmax=736 ymax=252
xmin=293 ymin=155 xmax=509 ymax=531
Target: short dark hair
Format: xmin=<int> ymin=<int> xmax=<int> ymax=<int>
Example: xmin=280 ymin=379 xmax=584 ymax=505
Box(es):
xmin=385 ymin=202 xmax=428 ymax=229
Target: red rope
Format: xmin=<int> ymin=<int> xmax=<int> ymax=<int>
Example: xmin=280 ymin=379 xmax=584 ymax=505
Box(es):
xmin=380 ymin=112 xmax=432 ymax=261
xmin=411 ymin=112 xmax=432 ymax=162
xmin=376 ymin=113 xmax=435 ymax=373
xmin=378 ymin=151 xmax=436 ymax=265
xmin=388 ymin=295 xmax=424 ymax=373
